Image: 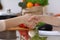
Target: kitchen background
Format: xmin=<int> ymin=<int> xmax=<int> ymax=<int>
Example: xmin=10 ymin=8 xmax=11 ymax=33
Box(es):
xmin=0 ymin=0 xmax=60 ymax=15
xmin=0 ymin=0 xmax=60 ymax=40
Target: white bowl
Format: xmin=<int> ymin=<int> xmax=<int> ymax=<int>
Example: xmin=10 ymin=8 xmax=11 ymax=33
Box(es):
xmin=39 ymin=31 xmax=60 ymax=36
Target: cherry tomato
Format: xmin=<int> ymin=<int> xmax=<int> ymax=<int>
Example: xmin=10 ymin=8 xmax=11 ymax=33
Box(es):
xmin=34 ymin=3 xmax=40 ymax=6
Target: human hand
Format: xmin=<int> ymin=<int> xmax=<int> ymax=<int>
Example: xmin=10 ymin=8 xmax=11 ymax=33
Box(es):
xmin=20 ymin=14 xmax=41 ymax=29
xmin=27 ymin=15 xmax=41 ymax=29
xmin=6 ymin=14 xmax=41 ymax=31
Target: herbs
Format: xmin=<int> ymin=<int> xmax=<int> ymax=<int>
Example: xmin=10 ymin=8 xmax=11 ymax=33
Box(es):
xmin=29 ymin=22 xmax=47 ymax=40
xmin=31 ymin=33 xmax=41 ymax=40
xmin=31 ymin=33 xmax=47 ymax=40
xmin=30 ymin=27 xmax=47 ymax=40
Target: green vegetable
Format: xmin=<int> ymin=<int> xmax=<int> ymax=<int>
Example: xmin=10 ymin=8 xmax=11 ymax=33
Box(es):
xmin=18 ymin=2 xmax=26 ymax=9
xmin=31 ymin=27 xmax=41 ymax=40
xmin=25 ymin=0 xmax=48 ymax=6
xmin=25 ymin=0 xmax=36 ymax=4
xmin=31 ymin=26 xmax=47 ymax=40
xmin=31 ymin=33 xmax=41 ymax=40
xmin=36 ymin=0 xmax=48 ymax=6
xmin=36 ymin=22 xmax=45 ymax=27
xmin=18 ymin=0 xmax=48 ymax=9
xmin=31 ymin=33 xmax=47 ymax=40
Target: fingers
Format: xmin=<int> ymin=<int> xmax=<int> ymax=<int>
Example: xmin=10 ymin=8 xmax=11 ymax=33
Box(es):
xmin=28 ymin=15 xmax=40 ymax=24
xmin=27 ymin=15 xmax=41 ymax=29
xmin=28 ymin=21 xmax=36 ymax=29
xmin=28 ymin=15 xmax=39 ymax=22
xmin=22 ymin=14 xmax=41 ymax=29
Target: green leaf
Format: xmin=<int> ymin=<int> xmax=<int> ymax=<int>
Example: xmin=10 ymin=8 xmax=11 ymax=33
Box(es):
xmin=25 ymin=0 xmax=36 ymax=4
xmin=36 ymin=22 xmax=45 ymax=27
xmin=19 ymin=0 xmax=48 ymax=8
xmin=30 ymin=22 xmax=47 ymax=40
xmin=37 ymin=0 xmax=48 ymax=6
xmin=31 ymin=29 xmax=47 ymax=40
xmin=18 ymin=2 xmax=26 ymax=9
xmin=31 ymin=30 xmax=41 ymax=40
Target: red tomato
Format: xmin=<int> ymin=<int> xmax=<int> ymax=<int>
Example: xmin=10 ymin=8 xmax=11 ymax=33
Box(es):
xmin=34 ymin=3 xmax=40 ymax=6
xmin=19 ymin=23 xmax=26 ymax=28
xmin=19 ymin=23 xmax=30 ymax=40
xmin=19 ymin=29 xmax=29 ymax=40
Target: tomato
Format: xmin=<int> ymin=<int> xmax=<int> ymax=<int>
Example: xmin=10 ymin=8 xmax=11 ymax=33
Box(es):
xmin=19 ymin=30 xmax=29 ymax=40
xmin=27 ymin=2 xmax=33 ymax=8
xmin=19 ymin=23 xmax=30 ymax=40
xmin=19 ymin=23 xmax=26 ymax=28
xmin=34 ymin=3 xmax=40 ymax=6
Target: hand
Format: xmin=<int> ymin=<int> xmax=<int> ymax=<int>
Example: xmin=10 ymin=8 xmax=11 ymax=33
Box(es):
xmin=21 ymin=14 xmax=40 ymax=29
xmin=5 ymin=14 xmax=41 ymax=31
xmin=28 ymin=15 xmax=40 ymax=24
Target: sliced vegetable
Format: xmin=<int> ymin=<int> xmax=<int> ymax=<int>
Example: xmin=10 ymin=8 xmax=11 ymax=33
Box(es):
xmin=28 ymin=30 xmax=36 ymax=37
xmin=19 ymin=23 xmax=29 ymax=40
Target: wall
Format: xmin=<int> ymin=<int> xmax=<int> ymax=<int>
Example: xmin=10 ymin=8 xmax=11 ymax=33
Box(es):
xmin=1 ymin=0 xmax=22 ymax=13
xmin=47 ymin=0 xmax=60 ymax=14
xmin=1 ymin=0 xmax=60 ymax=14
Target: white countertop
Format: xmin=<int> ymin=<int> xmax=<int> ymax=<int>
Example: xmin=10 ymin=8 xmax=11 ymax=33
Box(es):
xmin=39 ymin=31 xmax=60 ymax=36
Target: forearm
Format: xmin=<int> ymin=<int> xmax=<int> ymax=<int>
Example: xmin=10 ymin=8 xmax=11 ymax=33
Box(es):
xmin=4 ymin=15 xmax=60 ymax=31
xmin=38 ymin=15 xmax=60 ymax=26
xmin=5 ymin=16 xmax=26 ymax=29
xmin=0 ymin=15 xmax=60 ymax=31
xmin=0 ymin=16 xmax=25 ymax=31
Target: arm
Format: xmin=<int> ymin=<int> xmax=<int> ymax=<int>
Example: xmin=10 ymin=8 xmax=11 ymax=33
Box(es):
xmin=39 ymin=15 xmax=60 ymax=26
xmin=28 ymin=15 xmax=60 ymax=26
xmin=0 ymin=15 xmax=60 ymax=31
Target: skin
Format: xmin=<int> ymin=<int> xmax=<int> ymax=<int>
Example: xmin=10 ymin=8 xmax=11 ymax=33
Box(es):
xmin=25 ymin=14 xmax=40 ymax=29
